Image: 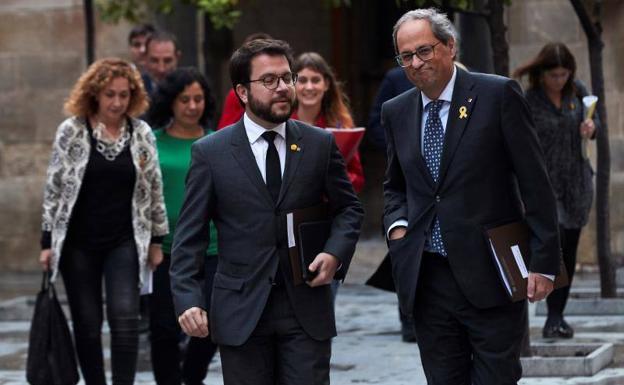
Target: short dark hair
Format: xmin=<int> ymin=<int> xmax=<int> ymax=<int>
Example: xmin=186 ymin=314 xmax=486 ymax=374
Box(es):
xmin=128 ymin=23 xmax=155 ymax=44
xmin=145 ymin=30 xmax=180 ymax=54
xmin=243 ymin=32 xmax=273 ymax=44
xmin=146 ymin=67 xmax=215 ymax=128
xmin=229 ymin=39 xmax=294 ymax=91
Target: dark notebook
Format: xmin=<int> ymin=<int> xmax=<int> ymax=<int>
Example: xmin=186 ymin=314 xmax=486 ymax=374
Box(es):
xmin=485 ymin=220 xmax=569 ymax=302
xmin=287 ymin=203 xmax=330 ymax=285
xmin=298 ymin=220 xmax=332 ymax=282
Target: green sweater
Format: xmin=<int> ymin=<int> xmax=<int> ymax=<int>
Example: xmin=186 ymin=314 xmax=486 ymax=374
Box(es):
xmin=154 ymin=129 xmax=218 ymax=255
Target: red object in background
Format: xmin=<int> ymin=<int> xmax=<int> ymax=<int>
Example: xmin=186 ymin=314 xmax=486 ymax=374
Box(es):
xmin=217 ymin=89 xmax=244 ymax=130
xmin=291 ymin=112 xmax=365 ymax=193
xmin=325 ymin=127 xmax=365 ymax=163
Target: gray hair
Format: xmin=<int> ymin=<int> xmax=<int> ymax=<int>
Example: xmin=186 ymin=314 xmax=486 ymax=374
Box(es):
xmin=392 ymin=8 xmax=459 ymax=54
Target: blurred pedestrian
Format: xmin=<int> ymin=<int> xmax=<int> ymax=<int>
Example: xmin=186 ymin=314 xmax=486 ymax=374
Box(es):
xmin=513 ymin=42 xmax=598 ymax=339
xmin=145 ymin=67 xmax=219 ymax=385
xmin=292 ymin=51 xmax=365 ymax=193
xmin=39 ymin=58 xmax=168 ymax=385
xmin=128 ymin=23 xmax=155 ymax=71
xmin=143 ymin=31 xmax=181 ymax=97
xmin=367 ymin=67 xmax=412 ymax=151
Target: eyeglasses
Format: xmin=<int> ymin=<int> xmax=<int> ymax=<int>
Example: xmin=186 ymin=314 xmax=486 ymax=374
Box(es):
xmin=246 ymin=72 xmax=298 ymax=90
xmin=395 ymin=42 xmax=441 ymax=67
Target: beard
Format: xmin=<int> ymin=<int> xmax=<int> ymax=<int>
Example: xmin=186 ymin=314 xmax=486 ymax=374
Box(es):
xmin=247 ymin=91 xmax=295 ymax=124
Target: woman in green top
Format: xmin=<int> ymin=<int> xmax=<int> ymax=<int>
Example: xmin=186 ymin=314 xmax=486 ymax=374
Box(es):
xmin=145 ymin=67 xmax=218 ymax=385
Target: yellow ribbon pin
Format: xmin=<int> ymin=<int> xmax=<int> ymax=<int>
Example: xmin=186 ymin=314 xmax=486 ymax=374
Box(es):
xmin=290 ymin=144 xmax=300 ymax=152
xmin=459 ymin=106 xmax=468 ymax=119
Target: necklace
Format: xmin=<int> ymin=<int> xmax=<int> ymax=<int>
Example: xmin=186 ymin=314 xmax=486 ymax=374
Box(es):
xmin=92 ymin=121 xmax=131 ymax=161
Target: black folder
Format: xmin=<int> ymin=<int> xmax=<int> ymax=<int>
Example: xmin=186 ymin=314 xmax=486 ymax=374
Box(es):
xmin=288 ymin=203 xmax=331 ymax=285
xmin=485 ymin=220 xmax=568 ymax=302
xmin=298 ymin=220 xmax=332 ymax=282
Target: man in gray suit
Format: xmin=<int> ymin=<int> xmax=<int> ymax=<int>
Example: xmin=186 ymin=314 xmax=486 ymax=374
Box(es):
xmin=169 ymin=39 xmax=363 ymax=385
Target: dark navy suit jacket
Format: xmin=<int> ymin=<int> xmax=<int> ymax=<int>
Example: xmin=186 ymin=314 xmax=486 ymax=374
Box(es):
xmin=382 ymin=68 xmax=560 ymax=317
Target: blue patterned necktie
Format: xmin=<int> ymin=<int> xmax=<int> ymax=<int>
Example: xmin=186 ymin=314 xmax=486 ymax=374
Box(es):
xmin=423 ymin=100 xmax=447 ymax=256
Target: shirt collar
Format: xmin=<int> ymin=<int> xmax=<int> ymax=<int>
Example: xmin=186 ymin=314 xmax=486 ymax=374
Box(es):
xmin=421 ymin=65 xmax=457 ymax=109
xmin=244 ymin=113 xmax=287 ymax=144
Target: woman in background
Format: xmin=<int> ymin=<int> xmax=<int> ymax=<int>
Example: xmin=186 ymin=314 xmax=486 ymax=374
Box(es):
xmin=146 ymin=67 xmax=219 ymax=385
xmin=40 ymin=58 xmax=168 ymax=385
xmin=513 ymin=42 xmax=598 ymax=339
xmin=292 ymin=52 xmax=364 ymax=193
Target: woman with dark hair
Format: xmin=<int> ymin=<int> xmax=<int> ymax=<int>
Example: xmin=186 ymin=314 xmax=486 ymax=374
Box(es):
xmin=292 ymin=52 xmax=365 ymax=193
xmin=40 ymin=58 xmax=168 ymax=385
xmin=145 ymin=67 xmax=218 ymax=385
xmin=514 ymin=42 xmax=598 ymax=339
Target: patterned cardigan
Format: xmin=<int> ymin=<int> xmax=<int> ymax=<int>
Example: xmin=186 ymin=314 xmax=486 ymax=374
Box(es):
xmin=41 ymin=116 xmax=169 ymax=284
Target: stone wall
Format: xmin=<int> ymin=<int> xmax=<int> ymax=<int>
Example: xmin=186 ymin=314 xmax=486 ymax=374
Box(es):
xmin=507 ymin=0 xmax=624 ymax=266
xmin=0 ymin=0 xmax=131 ymax=270
xmin=0 ymin=0 xmax=622 ymax=271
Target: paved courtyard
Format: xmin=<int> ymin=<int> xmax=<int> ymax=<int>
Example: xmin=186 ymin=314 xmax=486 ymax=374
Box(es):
xmin=1 ymin=239 xmax=623 ymax=384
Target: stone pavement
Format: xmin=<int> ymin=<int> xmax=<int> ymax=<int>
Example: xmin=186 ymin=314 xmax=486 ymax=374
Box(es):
xmin=1 ymin=239 xmax=623 ymax=384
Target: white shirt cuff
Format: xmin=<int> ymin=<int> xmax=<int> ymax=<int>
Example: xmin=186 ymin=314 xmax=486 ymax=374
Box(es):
xmin=387 ymin=219 xmax=408 ymax=239
xmin=537 ymin=273 xmax=555 ymax=281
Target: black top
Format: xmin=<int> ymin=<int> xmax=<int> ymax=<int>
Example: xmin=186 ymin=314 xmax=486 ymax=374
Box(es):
xmin=40 ymin=121 xmax=164 ymax=250
xmin=64 ymin=130 xmax=136 ymax=250
xmin=41 ymin=121 xmax=136 ymax=251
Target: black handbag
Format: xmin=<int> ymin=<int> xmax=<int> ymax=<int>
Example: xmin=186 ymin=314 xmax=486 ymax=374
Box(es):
xmin=26 ymin=272 xmax=79 ymax=385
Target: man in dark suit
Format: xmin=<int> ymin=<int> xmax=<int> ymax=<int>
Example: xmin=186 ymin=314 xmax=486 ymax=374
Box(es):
xmin=169 ymin=39 xmax=363 ymax=385
xmin=382 ymin=9 xmax=560 ymax=384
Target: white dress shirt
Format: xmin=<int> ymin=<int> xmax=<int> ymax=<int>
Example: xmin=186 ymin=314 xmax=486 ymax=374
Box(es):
xmin=244 ymin=113 xmax=286 ymax=181
xmin=388 ymin=66 xmax=457 ymax=235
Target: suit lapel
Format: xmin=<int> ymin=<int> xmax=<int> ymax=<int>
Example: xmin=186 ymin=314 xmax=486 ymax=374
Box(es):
xmin=230 ymin=120 xmax=275 ymax=206
xmin=438 ymin=69 xmax=477 ymax=187
xmin=277 ymin=120 xmax=303 ymax=206
xmin=401 ymin=90 xmax=435 ymax=188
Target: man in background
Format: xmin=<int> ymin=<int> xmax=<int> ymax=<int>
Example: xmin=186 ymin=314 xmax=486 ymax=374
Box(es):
xmin=127 ymin=23 xmax=155 ymax=71
xmin=142 ymin=30 xmax=181 ymax=97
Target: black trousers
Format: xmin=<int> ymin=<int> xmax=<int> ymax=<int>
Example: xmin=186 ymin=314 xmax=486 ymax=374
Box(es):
xmin=413 ymin=253 xmax=526 ymax=385
xmin=60 ymin=239 xmax=140 ymax=385
xmin=546 ymin=226 xmax=581 ymax=322
xmin=149 ymin=254 xmax=218 ymax=385
xmin=219 ymin=285 xmax=331 ymax=385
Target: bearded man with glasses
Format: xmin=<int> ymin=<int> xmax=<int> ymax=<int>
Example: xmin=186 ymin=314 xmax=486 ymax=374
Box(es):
xmin=169 ymin=38 xmax=363 ymax=385
xmin=382 ymin=8 xmax=560 ymax=384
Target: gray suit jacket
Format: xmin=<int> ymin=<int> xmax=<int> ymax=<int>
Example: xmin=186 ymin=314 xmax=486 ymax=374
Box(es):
xmin=382 ymin=69 xmax=560 ymax=317
xmin=170 ymin=118 xmax=363 ymax=346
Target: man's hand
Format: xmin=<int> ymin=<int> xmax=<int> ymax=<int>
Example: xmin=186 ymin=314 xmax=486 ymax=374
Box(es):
xmin=389 ymin=226 xmax=407 ymax=241
xmin=148 ymin=244 xmax=164 ymax=271
xmin=178 ymin=307 xmax=209 ymax=338
xmin=307 ymin=252 xmax=340 ymax=287
xmin=527 ymin=273 xmax=554 ymax=303
xmin=39 ymin=249 xmax=52 ymax=271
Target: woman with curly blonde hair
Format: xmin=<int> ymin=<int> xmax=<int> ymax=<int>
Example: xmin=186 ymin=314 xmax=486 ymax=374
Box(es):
xmin=40 ymin=58 xmax=168 ymax=385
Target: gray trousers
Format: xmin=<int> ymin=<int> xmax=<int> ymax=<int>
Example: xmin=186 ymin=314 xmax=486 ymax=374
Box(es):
xmin=219 ymin=285 xmax=331 ymax=385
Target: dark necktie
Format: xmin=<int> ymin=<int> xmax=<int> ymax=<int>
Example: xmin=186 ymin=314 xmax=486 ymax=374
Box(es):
xmin=262 ymin=131 xmax=281 ymax=203
xmin=423 ymin=100 xmax=447 ymax=255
